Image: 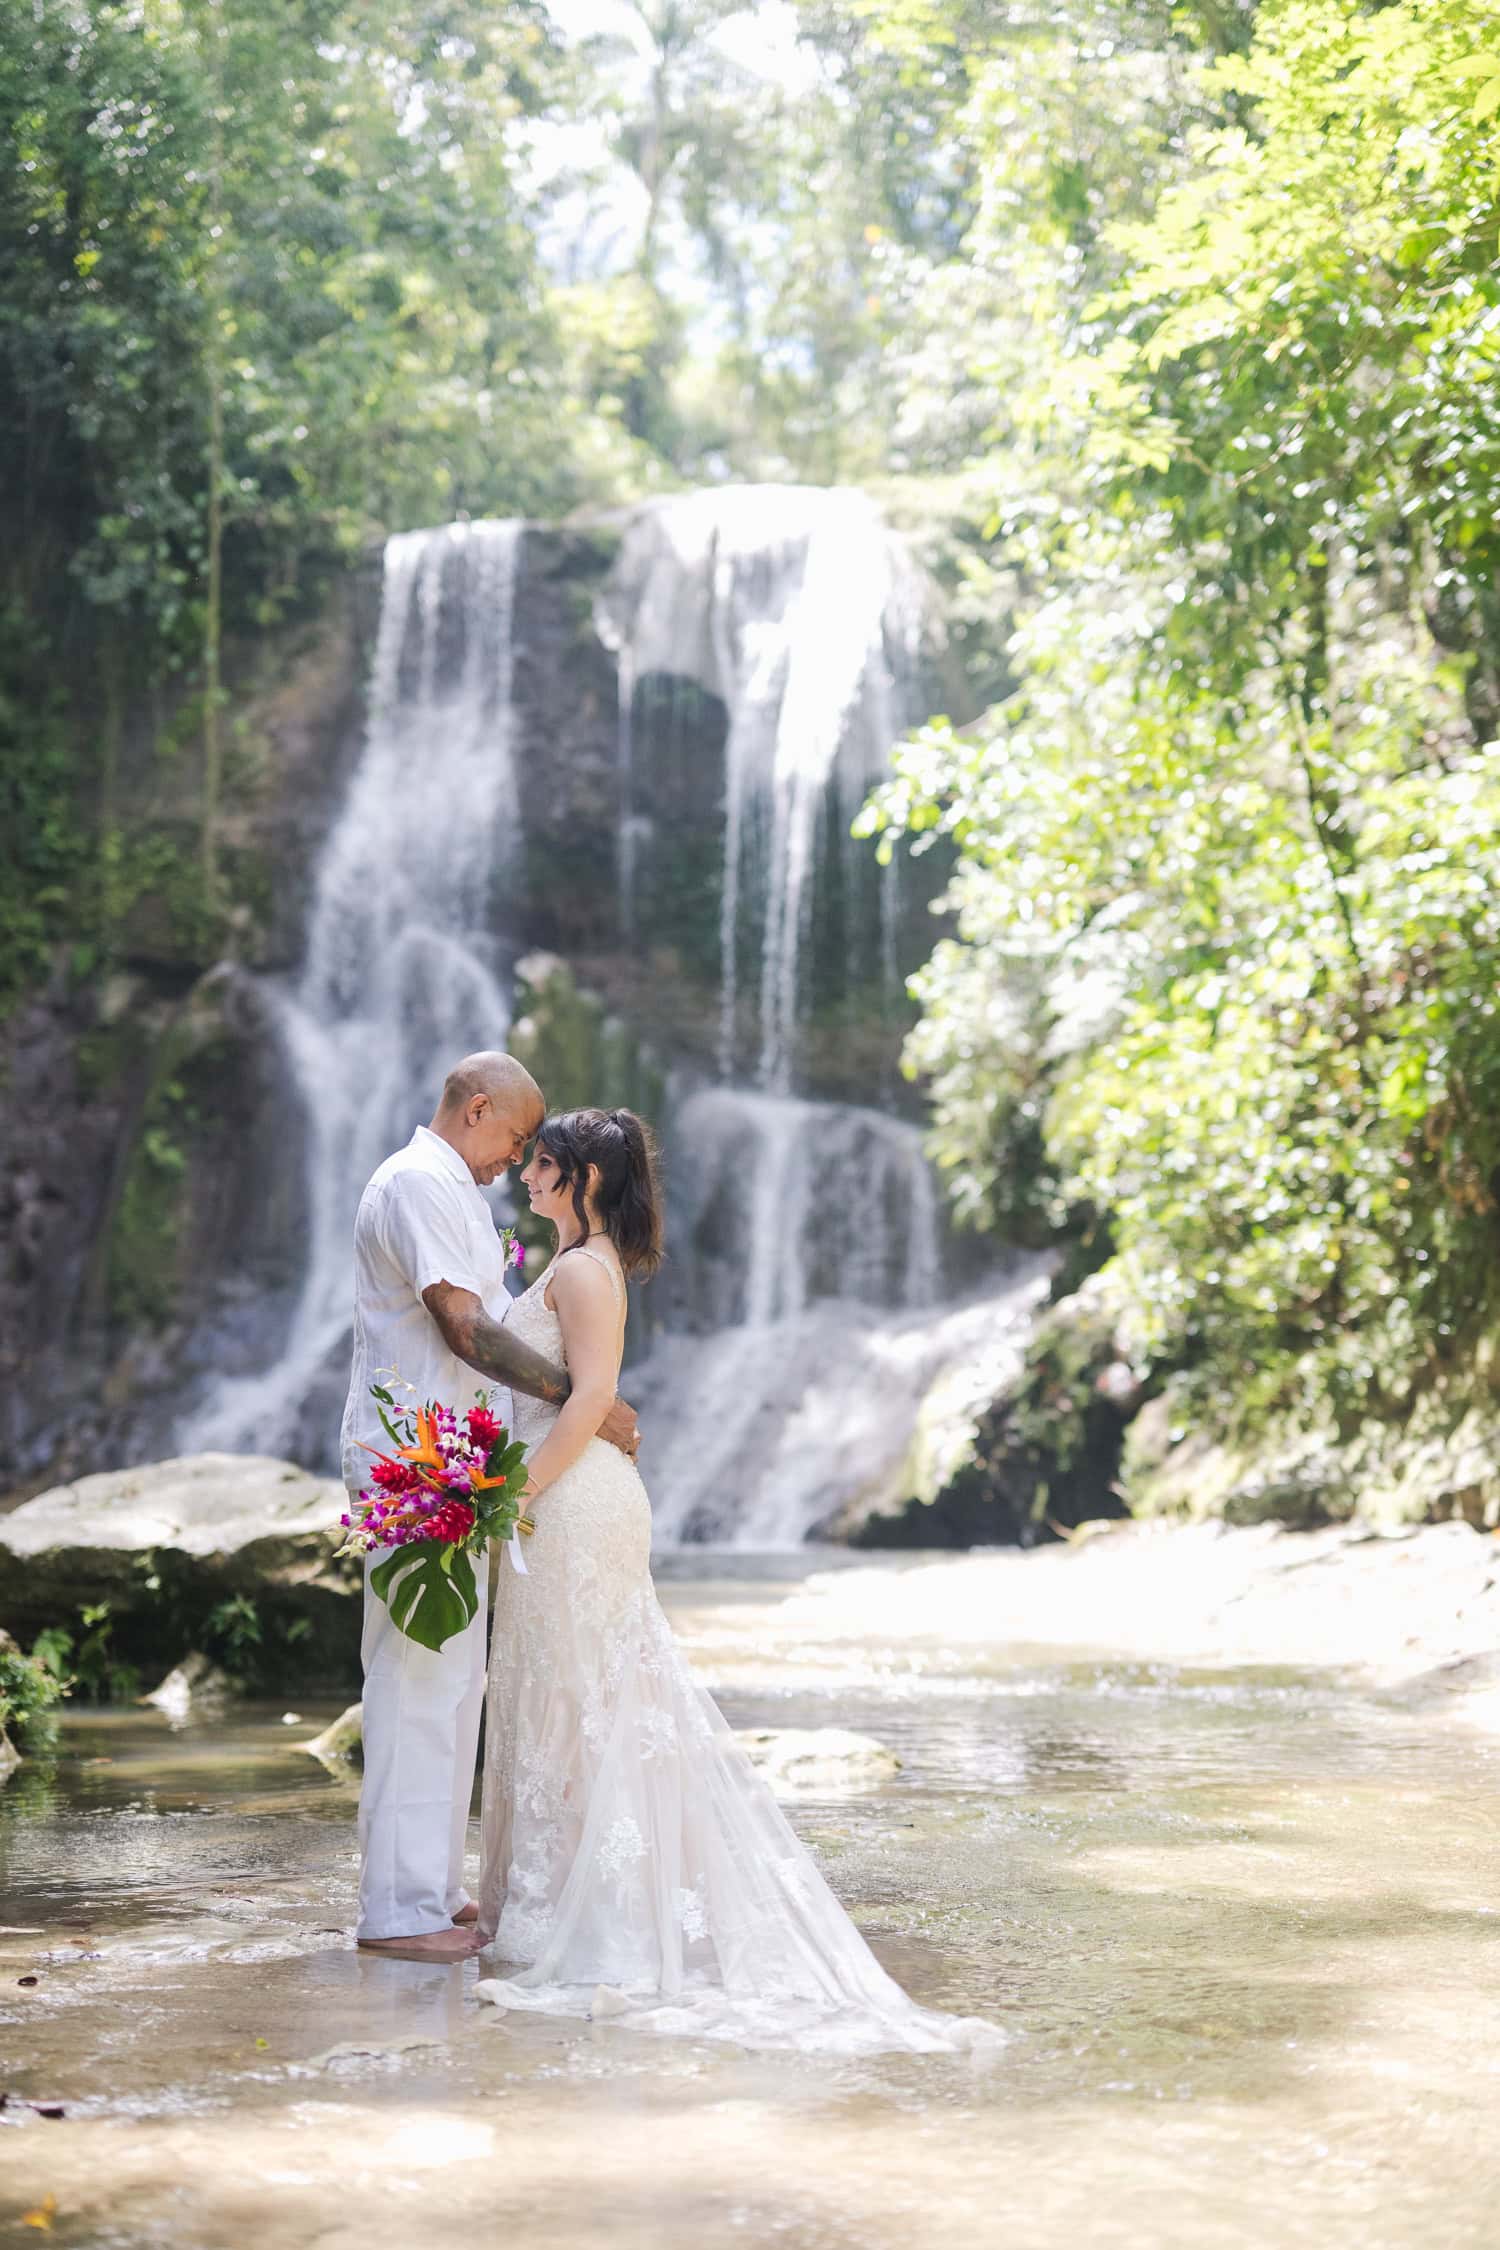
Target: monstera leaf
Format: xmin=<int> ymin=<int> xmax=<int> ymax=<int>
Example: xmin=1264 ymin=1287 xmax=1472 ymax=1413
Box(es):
xmin=369 ymin=1539 xmax=480 ymax=1653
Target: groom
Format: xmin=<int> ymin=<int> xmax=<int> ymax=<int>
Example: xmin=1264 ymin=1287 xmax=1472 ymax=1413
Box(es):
xmin=345 ymin=1049 xmax=639 ymax=1962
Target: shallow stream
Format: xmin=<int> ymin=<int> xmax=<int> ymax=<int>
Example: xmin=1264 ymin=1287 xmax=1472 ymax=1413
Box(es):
xmin=3 ymin=1555 xmax=1499 ymax=2247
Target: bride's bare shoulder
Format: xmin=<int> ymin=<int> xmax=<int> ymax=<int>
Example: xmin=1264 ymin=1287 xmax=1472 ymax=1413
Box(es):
xmin=543 ymin=1244 xmax=624 ymax=1316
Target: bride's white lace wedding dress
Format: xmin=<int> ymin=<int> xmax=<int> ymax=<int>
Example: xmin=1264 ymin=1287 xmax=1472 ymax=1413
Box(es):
xmin=475 ymin=1246 xmax=1002 ymax=2056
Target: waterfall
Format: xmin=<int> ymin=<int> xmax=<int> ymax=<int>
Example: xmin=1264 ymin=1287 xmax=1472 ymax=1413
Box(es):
xmin=596 ymin=487 xmax=926 ymax=1089
xmin=180 ymin=521 xmax=524 ymax=1460
xmin=596 ymin=489 xmax=1039 ymax=1545
xmin=626 ymin=1083 xmax=1045 ymax=1548
xmin=658 ymin=1088 xmax=943 ymax=1334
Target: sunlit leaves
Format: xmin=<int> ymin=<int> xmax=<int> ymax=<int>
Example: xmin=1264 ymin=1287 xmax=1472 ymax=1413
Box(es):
xmin=864 ymin=0 xmax=1500 ymax=1449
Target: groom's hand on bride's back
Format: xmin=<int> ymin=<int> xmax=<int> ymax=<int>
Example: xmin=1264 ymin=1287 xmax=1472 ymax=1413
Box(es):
xmin=598 ymin=1396 xmax=640 ymax=1460
xmin=422 ymin=1278 xmax=640 ymax=1458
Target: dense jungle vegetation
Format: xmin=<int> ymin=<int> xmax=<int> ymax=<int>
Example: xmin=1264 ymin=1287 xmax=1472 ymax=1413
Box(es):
xmin=5 ymin=0 xmax=1500 ymax=1511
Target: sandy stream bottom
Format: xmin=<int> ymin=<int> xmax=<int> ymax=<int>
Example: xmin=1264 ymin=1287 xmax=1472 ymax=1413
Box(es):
xmin=3 ymin=1535 xmax=1500 ymax=2249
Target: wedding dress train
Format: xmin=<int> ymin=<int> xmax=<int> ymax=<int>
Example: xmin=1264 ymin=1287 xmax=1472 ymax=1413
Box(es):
xmin=475 ymin=1249 xmax=1003 ymax=2056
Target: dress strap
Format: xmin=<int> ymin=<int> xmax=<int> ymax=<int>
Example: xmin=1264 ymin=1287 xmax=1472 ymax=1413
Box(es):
xmin=567 ymin=1242 xmax=627 ymax=1311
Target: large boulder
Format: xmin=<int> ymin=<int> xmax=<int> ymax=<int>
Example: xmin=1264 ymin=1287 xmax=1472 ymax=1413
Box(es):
xmin=0 ymin=1453 xmax=361 ymax=1680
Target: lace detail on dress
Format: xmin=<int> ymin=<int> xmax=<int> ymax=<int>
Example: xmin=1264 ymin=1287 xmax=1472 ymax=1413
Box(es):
xmin=475 ymin=1249 xmax=1003 ymax=2057
xmin=598 ymin=1815 xmax=647 ymax=1881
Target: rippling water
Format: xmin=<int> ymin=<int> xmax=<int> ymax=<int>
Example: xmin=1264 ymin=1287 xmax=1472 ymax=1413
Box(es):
xmin=4 ymin=1556 xmax=1499 ymax=2249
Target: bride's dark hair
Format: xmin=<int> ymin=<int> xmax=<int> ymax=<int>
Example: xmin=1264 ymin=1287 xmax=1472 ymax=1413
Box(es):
xmin=534 ymin=1107 xmax=664 ymax=1279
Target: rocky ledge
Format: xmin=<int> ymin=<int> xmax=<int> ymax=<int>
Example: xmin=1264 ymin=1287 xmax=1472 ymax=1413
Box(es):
xmin=0 ymin=1453 xmax=359 ymax=1681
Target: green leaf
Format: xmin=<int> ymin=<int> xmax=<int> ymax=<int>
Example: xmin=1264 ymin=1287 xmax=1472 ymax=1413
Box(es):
xmin=369 ymin=1542 xmax=478 ymax=1651
xmin=447 ymin=1544 xmax=477 ymax=1614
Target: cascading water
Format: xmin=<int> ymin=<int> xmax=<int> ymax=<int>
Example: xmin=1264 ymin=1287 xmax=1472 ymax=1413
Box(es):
xmin=599 ymin=489 xmax=1046 ymax=1545
xmin=180 ymin=521 xmax=524 ymax=1460
xmin=597 ymin=487 xmax=924 ymax=1088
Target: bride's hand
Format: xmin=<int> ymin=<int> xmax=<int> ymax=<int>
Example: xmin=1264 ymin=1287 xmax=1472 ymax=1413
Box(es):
xmin=597 ymin=1396 xmax=640 ymax=1460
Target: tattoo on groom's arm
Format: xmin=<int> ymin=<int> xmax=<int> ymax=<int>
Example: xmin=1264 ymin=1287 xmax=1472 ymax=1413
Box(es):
xmin=422 ymin=1281 xmax=570 ymax=1406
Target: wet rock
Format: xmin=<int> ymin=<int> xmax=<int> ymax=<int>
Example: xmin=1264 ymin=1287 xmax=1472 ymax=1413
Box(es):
xmin=1387 ymin=1651 xmax=1500 ymax=1713
xmin=847 ymin=1273 xmax=1131 ymax=1550
xmin=0 ymin=1727 xmax=19 ymax=1782
xmin=307 ymin=2034 xmax=442 ymax=2068
xmin=141 ymin=1651 xmax=237 ymax=1722
xmin=0 ymin=1454 xmax=359 ymax=1668
xmin=299 ymin=1702 xmax=364 ymax=1766
xmin=736 ymin=1728 xmax=901 ymax=1793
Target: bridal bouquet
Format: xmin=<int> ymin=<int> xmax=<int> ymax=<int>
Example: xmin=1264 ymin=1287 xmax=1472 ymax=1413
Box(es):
xmin=340 ymin=1380 xmax=532 ymax=1651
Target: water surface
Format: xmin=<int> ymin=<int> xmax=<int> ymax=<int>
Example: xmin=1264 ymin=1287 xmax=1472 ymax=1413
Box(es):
xmin=3 ymin=1556 xmax=1498 ymax=2247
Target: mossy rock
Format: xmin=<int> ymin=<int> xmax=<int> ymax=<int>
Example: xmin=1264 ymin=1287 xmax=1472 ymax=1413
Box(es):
xmin=855 ymin=1276 xmax=1139 ymax=1549
xmin=510 ymin=953 xmax=665 ymax=1126
xmin=0 ymin=1454 xmax=362 ymax=1689
xmin=96 ymin=963 xmax=306 ymax=1338
xmin=1120 ymin=1369 xmax=1500 ymax=1533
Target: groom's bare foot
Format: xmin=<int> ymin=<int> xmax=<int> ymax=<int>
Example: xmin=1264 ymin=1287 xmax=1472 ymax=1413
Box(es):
xmin=357 ymin=1926 xmax=481 ymax=1962
xmin=452 ymin=1903 xmax=479 ymax=1926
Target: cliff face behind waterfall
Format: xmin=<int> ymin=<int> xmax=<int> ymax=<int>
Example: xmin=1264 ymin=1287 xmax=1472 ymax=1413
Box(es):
xmin=1 ymin=496 xmax=1038 ymax=1544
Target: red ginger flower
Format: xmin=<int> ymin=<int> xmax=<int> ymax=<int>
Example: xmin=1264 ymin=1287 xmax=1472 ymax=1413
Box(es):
xmin=427 ymin=1499 xmax=476 ymax=1544
xmin=466 ymin=1406 xmax=501 ymax=1449
xmin=370 ymin=1456 xmax=421 ymax=1492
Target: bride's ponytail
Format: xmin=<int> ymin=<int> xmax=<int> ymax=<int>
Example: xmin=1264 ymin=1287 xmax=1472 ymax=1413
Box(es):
xmin=534 ymin=1106 xmax=664 ymax=1279
xmin=605 ymin=1109 xmax=664 ymax=1279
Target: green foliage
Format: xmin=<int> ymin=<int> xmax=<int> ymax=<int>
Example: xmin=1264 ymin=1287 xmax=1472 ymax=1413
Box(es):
xmin=107 ymin=1074 xmax=196 ymax=1329
xmin=0 ymin=1634 xmax=66 ymax=1747
xmin=862 ymin=0 xmax=1500 ymax=1485
xmin=203 ymin=1594 xmax=262 ymax=1663
xmin=0 ymin=0 xmax=636 ymax=1014
xmin=0 ymin=606 xmax=84 ymax=1010
xmin=28 ymin=1558 xmax=333 ymax=1694
xmin=33 ymin=1604 xmax=141 ymax=1706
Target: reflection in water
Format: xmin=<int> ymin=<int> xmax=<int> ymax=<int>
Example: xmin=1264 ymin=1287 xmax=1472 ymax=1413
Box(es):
xmin=3 ymin=1559 xmax=1500 ymax=2248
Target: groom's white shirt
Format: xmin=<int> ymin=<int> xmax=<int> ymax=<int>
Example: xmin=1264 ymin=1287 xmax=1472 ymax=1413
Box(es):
xmin=346 ymin=1123 xmax=514 ymax=1942
xmin=341 ymin=1123 xmax=514 ymax=1485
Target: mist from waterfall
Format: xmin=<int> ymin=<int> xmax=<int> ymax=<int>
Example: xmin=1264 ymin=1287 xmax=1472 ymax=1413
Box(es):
xmin=180 ymin=521 xmax=524 ymax=1460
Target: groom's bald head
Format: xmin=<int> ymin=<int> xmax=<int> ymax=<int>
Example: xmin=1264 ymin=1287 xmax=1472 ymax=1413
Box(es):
xmin=439 ymin=1051 xmax=542 ymax=1120
xmin=431 ymin=1051 xmax=544 ymax=1186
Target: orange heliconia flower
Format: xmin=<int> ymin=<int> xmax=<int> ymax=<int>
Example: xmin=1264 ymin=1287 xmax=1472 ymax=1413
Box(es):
xmin=395 ymin=1408 xmax=445 ymax=1473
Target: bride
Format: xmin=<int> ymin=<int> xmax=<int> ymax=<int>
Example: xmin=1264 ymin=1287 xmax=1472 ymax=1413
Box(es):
xmin=475 ymin=1105 xmax=1001 ymax=2056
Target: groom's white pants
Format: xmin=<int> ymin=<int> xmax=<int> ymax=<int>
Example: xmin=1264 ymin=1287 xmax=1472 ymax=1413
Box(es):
xmin=356 ymin=1547 xmax=487 ymax=1941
